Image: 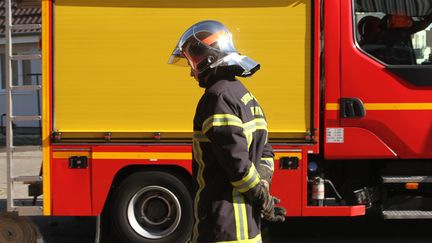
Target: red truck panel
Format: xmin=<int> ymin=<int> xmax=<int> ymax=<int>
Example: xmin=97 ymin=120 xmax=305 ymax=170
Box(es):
xmin=51 ymin=151 xmax=92 ymax=215
xmin=338 ymin=1 xmax=432 ymax=159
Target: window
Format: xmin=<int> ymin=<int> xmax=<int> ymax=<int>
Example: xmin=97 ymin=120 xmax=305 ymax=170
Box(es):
xmin=354 ymin=0 xmax=432 ymax=65
xmin=0 ymin=54 xmax=40 ymax=90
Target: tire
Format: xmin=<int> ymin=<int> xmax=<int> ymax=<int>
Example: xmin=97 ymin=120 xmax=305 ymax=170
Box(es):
xmin=111 ymin=171 xmax=193 ymax=243
xmin=0 ymin=213 xmax=39 ymax=243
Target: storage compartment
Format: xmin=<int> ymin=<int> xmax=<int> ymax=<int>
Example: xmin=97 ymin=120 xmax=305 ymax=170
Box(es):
xmin=53 ymin=0 xmax=312 ymax=141
xmin=51 ymin=150 xmax=92 ymax=215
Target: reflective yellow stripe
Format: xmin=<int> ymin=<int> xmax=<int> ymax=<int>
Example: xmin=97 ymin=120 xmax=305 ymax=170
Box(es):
xmin=253 ymin=118 xmax=268 ymax=130
xmin=232 ymin=189 xmax=249 ymax=241
xmin=243 ymin=118 xmax=268 ymax=133
xmin=243 ymin=118 xmax=268 ymax=149
xmin=202 ymin=114 xmax=243 ymax=133
xmin=232 ymin=189 xmax=242 ymax=240
xmin=326 ymin=103 xmax=340 ymax=110
xmin=232 ymin=163 xmax=260 ymax=193
xmin=203 ymin=115 xmax=267 ymax=133
xmin=239 ymin=195 xmax=249 ymax=240
xmin=202 ymin=114 xmax=268 ymax=150
xmin=244 ymin=130 xmax=253 ymax=149
xmin=326 ymin=102 xmax=432 ymax=111
xmin=52 ymin=152 xmax=91 ymax=159
xmin=193 ymin=131 xmax=210 ymax=142
xmin=231 ymin=163 xmax=256 ymax=186
xmin=92 ymin=152 xmax=191 ymax=160
xmin=365 ymin=103 xmax=432 ymax=110
xmin=261 ymin=157 xmax=274 ymax=171
xmin=213 ymin=234 xmax=262 ymax=243
xmin=192 ymin=140 xmax=206 ymax=243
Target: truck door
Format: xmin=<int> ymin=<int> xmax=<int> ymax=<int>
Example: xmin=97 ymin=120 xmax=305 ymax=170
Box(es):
xmin=339 ymin=0 xmax=432 ymax=159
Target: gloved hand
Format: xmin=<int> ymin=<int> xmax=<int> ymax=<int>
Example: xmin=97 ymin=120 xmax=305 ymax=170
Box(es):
xmin=262 ymin=197 xmax=286 ymax=222
xmin=243 ymin=180 xmax=286 ymax=222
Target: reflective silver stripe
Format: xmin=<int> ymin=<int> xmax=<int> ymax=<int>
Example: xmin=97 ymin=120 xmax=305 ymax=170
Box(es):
xmin=236 ymin=191 xmax=246 ymax=240
xmin=202 ymin=114 xmax=243 ymax=133
xmin=231 ymin=163 xmax=260 ymax=193
xmin=243 ymin=118 xmax=268 ymax=133
xmin=202 ymin=115 xmax=267 ymax=149
xmin=235 ymin=170 xmax=260 ymax=193
xmin=233 ymin=189 xmax=248 ymax=240
xmin=243 ymin=120 xmax=256 ymax=132
xmin=254 ymin=118 xmax=267 ymax=130
xmin=243 ymin=118 xmax=267 ymax=149
xmin=261 ymin=157 xmax=274 ymax=171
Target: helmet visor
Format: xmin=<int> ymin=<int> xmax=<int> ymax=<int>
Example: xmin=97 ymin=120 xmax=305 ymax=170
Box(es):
xmin=167 ymin=47 xmax=189 ymax=66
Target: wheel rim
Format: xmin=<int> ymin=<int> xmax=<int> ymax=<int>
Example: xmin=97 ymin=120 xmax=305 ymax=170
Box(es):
xmin=127 ymin=185 xmax=182 ymax=239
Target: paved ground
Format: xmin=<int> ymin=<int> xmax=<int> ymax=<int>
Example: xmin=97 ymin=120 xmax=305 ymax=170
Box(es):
xmin=1 ymin=148 xmax=432 ymax=242
xmin=0 ymin=151 xmax=41 ymax=201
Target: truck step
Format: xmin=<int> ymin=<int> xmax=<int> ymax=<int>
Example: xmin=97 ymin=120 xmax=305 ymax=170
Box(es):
xmin=11 ymin=85 xmax=41 ymax=91
xmin=11 ymin=54 xmax=41 ymax=61
xmin=12 ymin=176 xmax=42 ymax=184
xmin=11 ymin=206 xmax=43 ymax=216
xmin=0 ymin=146 xmax=41 ymax=153
xmin=11 ymin=24 xmax=41 ymax=30
xmin=382 ymin=176 xmax=432 ymax=183
xmin=13 ymin=146 xmax=41 ymax=152
xmin=383 ymin=210 xmax=432 ymax=219
xmin=11 ymin=115 xmax=42 ymax=121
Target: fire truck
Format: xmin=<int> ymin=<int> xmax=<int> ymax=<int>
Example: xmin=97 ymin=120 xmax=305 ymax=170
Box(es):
xmin=2 ymin=0 xmax=432 ymax=242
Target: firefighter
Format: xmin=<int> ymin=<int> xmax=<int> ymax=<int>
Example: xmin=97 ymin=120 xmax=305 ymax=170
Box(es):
xmin=168 ymin=20 xmax=286 ymax=243
xmin=358 ymin=16 xmax=381 ymax=46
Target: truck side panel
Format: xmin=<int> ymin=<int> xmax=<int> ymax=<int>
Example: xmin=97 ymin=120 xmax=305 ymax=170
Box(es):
xmin=52 ymin=0 xmax=312 ymax=139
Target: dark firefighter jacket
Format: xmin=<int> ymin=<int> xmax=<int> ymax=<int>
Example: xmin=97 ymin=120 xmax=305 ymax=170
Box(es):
xmin=192 ymin=79 xmax=274 ymax=243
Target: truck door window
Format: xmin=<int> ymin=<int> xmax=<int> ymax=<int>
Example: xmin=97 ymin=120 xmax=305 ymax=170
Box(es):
xmin=354 ymin=0 xmax=432 ymax=66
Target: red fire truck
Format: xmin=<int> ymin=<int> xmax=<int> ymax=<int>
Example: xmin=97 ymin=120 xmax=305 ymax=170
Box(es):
xmin=2 ymin=0 xmax=432 ymax=242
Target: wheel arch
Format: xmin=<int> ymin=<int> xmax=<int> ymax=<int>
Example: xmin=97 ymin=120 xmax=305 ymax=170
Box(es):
xmin=96 ymin=164 xmax=193 ymax=216
xmin=111 ymin=165 xmax=193 ymax=194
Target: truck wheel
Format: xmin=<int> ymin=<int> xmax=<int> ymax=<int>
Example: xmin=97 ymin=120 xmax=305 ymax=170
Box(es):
xmin=0 ymin=213 xmax=39 ymax=243
xmin=111 ymin=171 xmax=193 ymax=243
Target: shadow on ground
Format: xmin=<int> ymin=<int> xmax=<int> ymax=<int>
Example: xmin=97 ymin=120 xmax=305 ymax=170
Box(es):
xmin=2 ymin=200 xmax=432 ymax=242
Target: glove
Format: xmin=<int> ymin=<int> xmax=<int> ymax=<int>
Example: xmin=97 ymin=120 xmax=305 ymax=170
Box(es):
xmin=243 ymin=180 xmax=272 ymax=212
xmin=262 ymin=197 xmax=286 ymax=222
xmin=243 ymin=181 xmax=286 ymax=222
